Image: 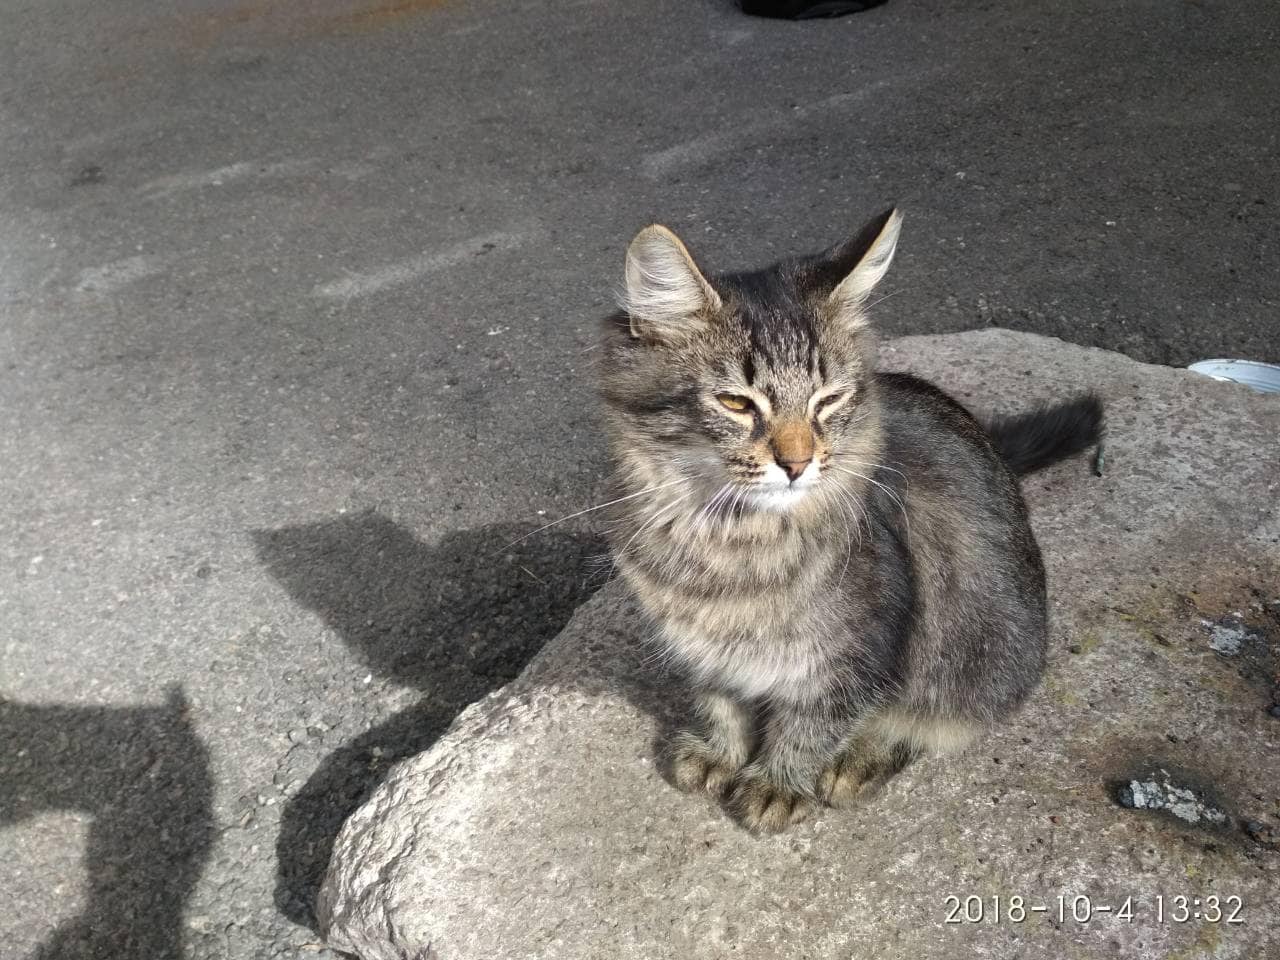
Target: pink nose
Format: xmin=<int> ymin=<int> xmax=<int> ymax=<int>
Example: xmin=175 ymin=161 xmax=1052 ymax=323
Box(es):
xmin=778 ymin=457 xmax=810 ymax=482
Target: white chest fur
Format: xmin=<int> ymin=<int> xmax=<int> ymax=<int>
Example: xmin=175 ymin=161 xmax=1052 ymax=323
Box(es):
xmin=657 ymin=616 xmax=832 ymax=703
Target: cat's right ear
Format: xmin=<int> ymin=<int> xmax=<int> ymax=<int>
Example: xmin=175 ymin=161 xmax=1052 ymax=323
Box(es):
xmin=623 ymin=225 xmax=721 ymax=341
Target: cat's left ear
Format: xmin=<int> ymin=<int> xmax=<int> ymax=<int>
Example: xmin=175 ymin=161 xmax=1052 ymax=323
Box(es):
xmin=822 ymin=207 xmax=902 ymax=328
xmin=623 ymin=225 xmax=722 ymax=341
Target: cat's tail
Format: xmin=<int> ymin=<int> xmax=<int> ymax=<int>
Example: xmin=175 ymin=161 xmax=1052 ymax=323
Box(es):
xmin=984 ymin=394 xmax=1104 ymax=475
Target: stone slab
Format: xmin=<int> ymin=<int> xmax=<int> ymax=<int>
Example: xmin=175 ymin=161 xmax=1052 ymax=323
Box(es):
xmin=319 ymin=330 xmax=1280 ymax=960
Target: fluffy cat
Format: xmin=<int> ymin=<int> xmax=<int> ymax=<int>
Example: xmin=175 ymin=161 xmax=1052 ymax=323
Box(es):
xmin=598 ymin=208 xmax=1102 ymax=834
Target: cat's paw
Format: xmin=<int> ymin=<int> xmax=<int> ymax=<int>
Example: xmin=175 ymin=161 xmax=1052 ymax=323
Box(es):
xmin=818 ymin=738 xmax=918 ymax=807
xmin=727 ymin=765 xmax=814 ymax=834
xmin=670 ymin=731 xmax=741 ymax=797
xmin=815 ymin=749 xmax=878 ymax=808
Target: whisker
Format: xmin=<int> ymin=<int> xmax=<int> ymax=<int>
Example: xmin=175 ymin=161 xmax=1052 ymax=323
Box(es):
xmin=827 ymin=465 xmax=910 ymax=536
xmin=863 ymin=288 xmax=903 ymax=312
xmin=607 ymin=489 xmax=695 ymax=582
xmin=831 ymin=455 xmax=907 ymax=480
xmin=846 ymin=486 xmax=871 ymax=542
xmin=503 ymin=476 xmax=689 ymax=548
xmin=719 ymin=484 xmax=749 ymax=533
xmin=834 ymin=496 xmax=858 ymax=588
xmin=716 ymin=483 xmax=750 ymax=527
xmin=693 ymin=483 xmax=734 ymax=537
xmin=827 ymin=482 xmax=869 ymax=552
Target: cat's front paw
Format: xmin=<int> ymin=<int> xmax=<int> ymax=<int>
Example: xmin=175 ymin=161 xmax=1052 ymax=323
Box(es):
xmin=670 ymin=731 xmax=742 ymax=797
xmin=817 ymin=738 xmax=917 ymax=807
xmin=815 ymin=749 xmax=878 ymax=808
xmin=727 ymin=764 xmax=814 ymax=834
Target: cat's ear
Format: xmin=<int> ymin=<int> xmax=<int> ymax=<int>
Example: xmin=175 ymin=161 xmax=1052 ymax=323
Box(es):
xmin=623 ymin=225 xmax=722 ymax=341
xmin=822 ymin=207 xmax=902 ymax=328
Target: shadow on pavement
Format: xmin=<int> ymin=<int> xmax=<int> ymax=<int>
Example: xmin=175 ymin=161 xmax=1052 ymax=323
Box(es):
xmin=0 ymin=688 xmax=214 ymax=960
xmin=253 ymin=510 xmax=604 ymax=930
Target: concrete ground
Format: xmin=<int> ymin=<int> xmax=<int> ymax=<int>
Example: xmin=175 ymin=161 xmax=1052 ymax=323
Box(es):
xmin=0 ymin=0 xmax=1275 ymax=958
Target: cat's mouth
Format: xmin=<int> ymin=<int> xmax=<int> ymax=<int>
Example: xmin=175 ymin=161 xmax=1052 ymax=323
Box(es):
xmin=743 ymin=461 xmax=822 ymax=512
xmin=747 ymin=484 xmax=815 ymax=511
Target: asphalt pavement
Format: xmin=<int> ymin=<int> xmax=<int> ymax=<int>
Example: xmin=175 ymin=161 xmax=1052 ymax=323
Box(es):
xmin=1 ymin=0 xmax=1277 ymax=957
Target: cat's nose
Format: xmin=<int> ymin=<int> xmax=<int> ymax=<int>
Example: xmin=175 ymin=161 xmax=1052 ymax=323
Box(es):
xmin=777 ymin=457 xmax=811 ymax=482
xmin=771 ymin=421 xmax=814 ymax=483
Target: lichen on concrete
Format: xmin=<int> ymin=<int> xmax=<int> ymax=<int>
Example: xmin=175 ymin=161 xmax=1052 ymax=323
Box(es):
xmin=1203 ymin=615 xmax=1254 ymax=656
xmin=1115 ymin=769 xmax=1229 ymax=826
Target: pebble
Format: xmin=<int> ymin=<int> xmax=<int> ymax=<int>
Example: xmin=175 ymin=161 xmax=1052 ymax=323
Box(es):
xmin=1242 ymin=820 xmax=1276 ymax=846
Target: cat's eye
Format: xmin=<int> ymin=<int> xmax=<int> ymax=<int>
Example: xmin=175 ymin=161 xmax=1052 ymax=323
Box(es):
xmin=717 ymin=394 xmax=753 ymax=413
xmin=814 ymin=393 xmax=845 ymax=416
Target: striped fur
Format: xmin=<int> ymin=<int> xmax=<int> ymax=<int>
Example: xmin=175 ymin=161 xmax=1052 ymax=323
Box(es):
xmin=598 ymin=208 xmax=1100 ymax=833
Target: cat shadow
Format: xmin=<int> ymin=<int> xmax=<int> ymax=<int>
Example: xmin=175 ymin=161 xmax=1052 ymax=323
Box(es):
xmin=253 ymin=510 xmax=608 ymax=930
xmin=0 ymin=688 xmax=214 ymax=960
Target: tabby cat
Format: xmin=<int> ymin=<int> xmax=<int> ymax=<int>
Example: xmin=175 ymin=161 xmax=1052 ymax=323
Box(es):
xmin=598 ymin=208 xmax=1102 ymax=833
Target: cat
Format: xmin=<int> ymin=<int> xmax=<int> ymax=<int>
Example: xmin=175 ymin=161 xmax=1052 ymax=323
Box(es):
xmin=597 ymin=207 xmax=1102 ymax=834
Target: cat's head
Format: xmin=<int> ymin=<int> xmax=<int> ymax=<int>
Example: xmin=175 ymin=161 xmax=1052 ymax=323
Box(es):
xmin=600 ymin=207 xmax=901 ymax=514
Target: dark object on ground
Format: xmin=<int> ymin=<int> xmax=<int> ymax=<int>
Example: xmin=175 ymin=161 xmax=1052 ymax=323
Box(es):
xmin=741 ymin=0 xmax=889 ymax=19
